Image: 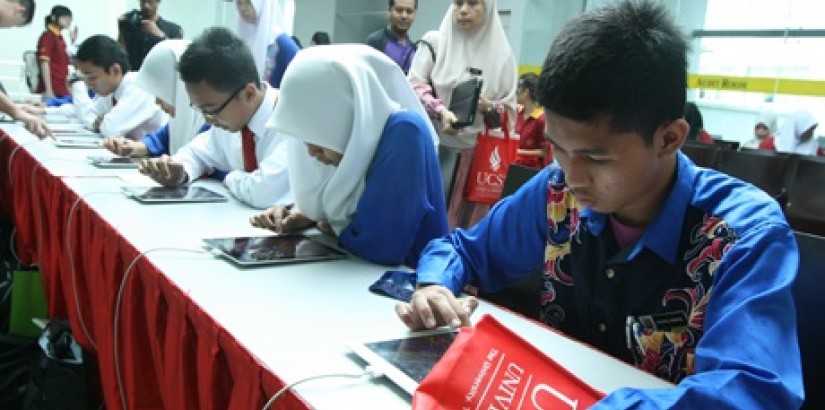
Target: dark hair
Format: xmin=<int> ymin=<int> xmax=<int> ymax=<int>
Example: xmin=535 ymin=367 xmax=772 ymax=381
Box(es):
xmin=311 ymin=31 xmax=330 ymax=45
xmin=683 ymin=102 xmax=703 ymax=141
xmin=178 ymin=26 xmax=260 ymax=92
xmin=537 ymin=0 xmax=688 ymax=144
xmin=518 ymin=73 xmax=539 ymax=102
xmin=76 ymin=34 xmax=131 ymax=73
xmin=389 ymin=0 xmax=417 ymax=9
xmin=45 ymin=5 xmax=70 ymax=27
xmin=19 ymin=0 xmax=35 ymax=25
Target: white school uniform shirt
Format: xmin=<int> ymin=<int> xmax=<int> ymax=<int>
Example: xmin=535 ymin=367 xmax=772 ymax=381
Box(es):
xmin=46 ymin=72 xmax=167 ymax=139
xmin=172 ymin=84 xmax=292 ymax=209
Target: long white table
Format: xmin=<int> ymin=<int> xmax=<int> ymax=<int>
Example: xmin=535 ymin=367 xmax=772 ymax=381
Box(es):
xmin=1 ymin=121 xmax=670 ymax=409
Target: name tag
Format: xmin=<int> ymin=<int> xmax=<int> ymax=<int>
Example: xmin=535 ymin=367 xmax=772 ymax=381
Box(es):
xmin=637 ymin=311 xmax=688 ymax=331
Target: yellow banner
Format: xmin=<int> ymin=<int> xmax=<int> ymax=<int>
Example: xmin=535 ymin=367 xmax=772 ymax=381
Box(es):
xmin=688 ymin=74 xmax=825 ymax=97
xmin=517 ymin=66 xmax=825 ymax=98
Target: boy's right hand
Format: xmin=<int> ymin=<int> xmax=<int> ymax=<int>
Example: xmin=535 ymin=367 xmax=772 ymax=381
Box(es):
xmin=137 ymin=155 xmax=187 ymax=187
xmin=250 ymin=205 xmax=314 ymax=233
xmin=395 ymin=285 xmax=478 ymax=330
xmin=102 ymin=137 xmax=148 ymax=157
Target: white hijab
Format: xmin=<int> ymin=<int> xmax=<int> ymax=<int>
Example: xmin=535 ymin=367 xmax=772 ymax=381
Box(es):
xmin=134 ymin=40 xmax=204 ymax=155
xmin=755 ymin=111 xmax=778 ymax=135
xmin=269 ymin=44 xmax=438 ymax=234
xmin=236 ymin=0 xmax=287 ymax=79
xmin=409 ymin=0 xmax=517 ymax=137
xmin=775 ymin=110 xmax=819 ymax=155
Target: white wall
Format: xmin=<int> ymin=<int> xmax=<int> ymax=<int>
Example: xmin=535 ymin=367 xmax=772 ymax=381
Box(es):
xmin=292 ymin=0 xmax=336 ymax=47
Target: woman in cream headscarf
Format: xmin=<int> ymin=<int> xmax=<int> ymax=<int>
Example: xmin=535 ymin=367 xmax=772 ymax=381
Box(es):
xmin=235 ymin=0 xmax=299 ymax=87
xmin=101 ymin=40 xmax=205 ymax=157
xmin=250 ymin=44 xmax=447 ymax=268
xmin=771 ymin=110 xmax=823 ymax=156
xmin=408 ymin=0 xmax=518 ymax=229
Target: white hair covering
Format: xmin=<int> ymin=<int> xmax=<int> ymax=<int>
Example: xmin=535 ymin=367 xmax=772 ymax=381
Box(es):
xmin=236 ymin=0 xmax=287 ymax=79
xmin=408 ymin=0 xmax=517 ymax=142
xmin=134 ymin=40 xmax=204 ymax=154
xmin=268 ymin=44 xmax=438 ymax=234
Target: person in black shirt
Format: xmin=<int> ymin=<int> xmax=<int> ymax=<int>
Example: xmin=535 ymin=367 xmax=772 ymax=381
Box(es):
xmin=117 ymin=0 xmax=182 ymax=70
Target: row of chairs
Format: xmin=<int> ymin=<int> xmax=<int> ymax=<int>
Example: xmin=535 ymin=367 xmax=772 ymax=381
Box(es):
xmin=681 ymin=142 xmax=825 ymax=236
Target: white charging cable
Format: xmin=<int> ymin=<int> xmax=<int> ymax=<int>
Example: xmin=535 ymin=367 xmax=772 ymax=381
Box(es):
xmin=260 ymin=366 xmax=385 ymax=410
xmin=112 ymin=247 xmax=209 ymax=410
xmin=7 ymin=138 xmax=43 ymax=185
xmin=65 ymin=191 xmax=123 ymax=350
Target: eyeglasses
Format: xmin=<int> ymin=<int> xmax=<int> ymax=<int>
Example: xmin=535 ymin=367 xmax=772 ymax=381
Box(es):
xmin=193 ymin=84 xmax=247 ymax=121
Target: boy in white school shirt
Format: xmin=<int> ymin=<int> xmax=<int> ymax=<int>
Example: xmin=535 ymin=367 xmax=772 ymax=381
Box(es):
xmin=138 ymin=27 xmax=291 ymax=209
xmin=38 ymin=34 xmax=167 ymax=139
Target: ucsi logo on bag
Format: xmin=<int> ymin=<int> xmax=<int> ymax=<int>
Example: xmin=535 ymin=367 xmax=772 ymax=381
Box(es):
xmin=413 ymin=315 xmax=605 ymax=410
xmin=489 ymin=146 xmax=502 ymax=171
xmin=476 ymin=172 xmax=505 ymax=188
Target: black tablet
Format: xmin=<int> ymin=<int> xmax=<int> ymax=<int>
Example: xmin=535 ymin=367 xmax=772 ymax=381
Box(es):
xmin=121 ymin=186 xmax=228 ymax=203
xmin=449 ymin=77 xmax=483 ymax=128
xmin=203 ymin=234 xmax=347 ymax=267
xmin=87 ymin=156 xmax=139 ymax=169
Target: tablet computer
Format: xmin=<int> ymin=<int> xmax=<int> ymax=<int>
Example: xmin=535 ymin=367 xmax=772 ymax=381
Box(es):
xmin=55 ymin=137 xmax=102 ymax=149
xmin=49 ymin=123 xmax=87 ymax=132
xmin=202 ymin=234 xmax=347 ymax=267
xmin=88 ymin=156 xmax=139 ymax=169
xmin=121 ymin=186 xmax=228 ymax=203
xmin=348 ymin=329 xmax=459 ymax=395
xmin=449 ymin=77 xmax=483 ymax=129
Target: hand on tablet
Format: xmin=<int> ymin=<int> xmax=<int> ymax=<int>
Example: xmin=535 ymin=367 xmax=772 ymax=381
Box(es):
xmin=440 ymin=110 xmax=459 ymax=136
xmin=137 ymin=155 xmax=187 ymax=187
xmin=17 ymin=112 xmax=53 ymax=140
xmin=102 ymin=137 xmax=148 ymax=157
xmin=396 ymin=285 xmax=478 ymax=330
xmin=250 ymin=205 xmax=314 ymax=233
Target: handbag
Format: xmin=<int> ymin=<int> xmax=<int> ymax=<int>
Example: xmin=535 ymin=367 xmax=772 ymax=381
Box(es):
xmin=464 ymin=110 xmax=518 ymax=204
xmin=413 ymin=314 xmax=605 ymax=410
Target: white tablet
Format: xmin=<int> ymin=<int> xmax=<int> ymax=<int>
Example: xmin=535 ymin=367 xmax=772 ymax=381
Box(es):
xmin=121 ymin=186 xmax=228 ymax=204
xmin=202 ymin=234 xmax=347 ymax=267
xmin=49 ymin=123 xmax=87 ymax=132
xmin=87 ymin=156 xmax=139 ymax=169
xmin=54 ymin=137 xmax=102 ymax=149
xmin=348 ymin=329 xmax=459 ymax=395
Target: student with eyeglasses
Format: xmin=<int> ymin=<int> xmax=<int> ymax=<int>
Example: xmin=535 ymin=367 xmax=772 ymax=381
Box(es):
xmin=137 ymin=27 xmax=292 ymax=209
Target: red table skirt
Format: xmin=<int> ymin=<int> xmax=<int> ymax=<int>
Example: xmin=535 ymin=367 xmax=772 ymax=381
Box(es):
xmin=1 ymin=130 xmax=309 ymax=409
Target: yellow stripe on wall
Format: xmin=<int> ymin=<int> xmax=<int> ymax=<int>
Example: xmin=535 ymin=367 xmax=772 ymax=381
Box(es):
xmin=517 ymin=67 xmax=825 ymax=98
xmin=688 ymin=74 xmax=825 ymax=97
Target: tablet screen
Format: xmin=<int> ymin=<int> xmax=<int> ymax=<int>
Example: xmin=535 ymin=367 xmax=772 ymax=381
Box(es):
xmin=55 ymin=138 xmax=101 ymax=148
xmin=88 ymin=156 xmax=138 ymax=167
xmin=122 ymin=186 xmax=227 ymax=202
xmin=203 ymin=234 xmax=346 ymax=265
xmin=364 ymin=332 xmax=458 ymax=384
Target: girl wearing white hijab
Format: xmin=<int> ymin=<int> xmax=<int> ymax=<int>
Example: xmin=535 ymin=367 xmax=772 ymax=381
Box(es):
xmin=773 ymin=110 xmax=822 ymax=156
xmin=101 ymin=40 xmax=206 ymax=157
xmin=408 ymin=0 xmax=518 ymax=229
xmin=251 ymin=44 xmax=447 ymax=268
xmin=235 ymin=0 xmax=299 ymax=87
xmin=744 ymin=111 xmax=777 ymax=149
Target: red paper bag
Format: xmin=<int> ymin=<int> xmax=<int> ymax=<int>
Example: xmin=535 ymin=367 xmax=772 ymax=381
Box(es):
xmin=464 ymin=111 xmax=518 ymax=204
xmin=413 ymin=315 xmax=606 ymax=410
